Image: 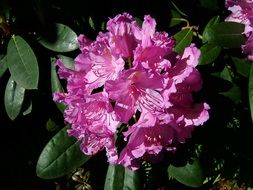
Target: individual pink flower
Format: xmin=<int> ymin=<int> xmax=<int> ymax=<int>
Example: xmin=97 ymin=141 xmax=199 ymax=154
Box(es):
xmin=107 ymin=12 xmax=139 ymax=59
xmin=66 ymin=92 xmax=120 ymax=164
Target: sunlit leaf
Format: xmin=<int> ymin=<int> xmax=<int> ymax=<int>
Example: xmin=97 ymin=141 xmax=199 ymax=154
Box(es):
xmin=7 ymin=35 xmax=39 ymax=89
xmin=199 ymin=43 xmax=222 ymax=65
xmin=4 ymin=77 xmax=25 ymax=120
xmin=174 ymin=27 xmax=193 ymax=53
xmin=36 ymin=127 xmax=90 ymax=179
xmin=168 ymin=159 xmax=203 ymax=188
xmin=104 ymin=164 xmax=141 ymax=190
xmin=203 ymin=22 xmax=246 ymax=48
xmin=39 ymin=23 xmax=78 ymax=52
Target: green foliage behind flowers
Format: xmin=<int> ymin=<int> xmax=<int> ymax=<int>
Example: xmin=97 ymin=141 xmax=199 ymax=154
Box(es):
xmin=1 ymin=0 xmax=253 ymax=189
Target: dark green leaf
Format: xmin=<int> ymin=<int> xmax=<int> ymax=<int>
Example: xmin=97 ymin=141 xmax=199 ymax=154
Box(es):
xmin=220 ymin=85 xmax=241 ymax=104
xmin=232 ymin=57 xmax=252 ymax=77
xmin=203 ymin=22 xmax=246 ymax=48
xmin=174 ymin=28 xmax=193 ymax=53
xmin=171 ymin=1 xmax=188 ymax=17
xmin=7 ymin=35 xmax=39 ymax=89
xmin=46 ymin=118 xmax=60 ymax=132
xmin=104 ymin=164 xmax=141 ymax=190
xmin=168 ymin=159 xmax=203 ymax=188
xmin=36 ymin=127 xmax=90 ymax=179
xmin=51 ymin=58 xmax=65 ymax=113
xmin=202 ymin=16 xmax=220 ymax=43
xmin=199 ymin=43 xmax=222 ymax=65
xmin=4 ymin=77 xmax=25 ymax=120
xmin=199 ymin=0 xmax=219 ymax=11
xmin=169 ymin=9 xmax=183 ymax=27
xmin=0 ymin=55 xmax=8 ymax=78
xmin=248 ymin=64 xmax=253 ymax=123
xmin=39 ymin=23 xmax=78 ymax=52
xmin=220 ymin=66 xmax=233 ymax=82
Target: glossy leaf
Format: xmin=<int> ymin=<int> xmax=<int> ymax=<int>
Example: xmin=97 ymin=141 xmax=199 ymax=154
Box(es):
xmin=168 ymin=159 xmax=203 ymax=188
xmin=36 ymin=127 xmax=90 ymax=179
xmin=104 ymin=164 xmax=141 ymax=190
xmin=232 ymin=57 xmax=252 ymax=77
xmin=51 ymin=58 xmax=65 ymax=113
xmin=0 ymin=55 xmax=8 ymax=78
xmin=199 ymin=43 xmax=222 ymax=65
xmin=7 ymin=35 xmax=39 ymax=89
xmin=4 ymin=77 xmax=25 ymax=120
xmin=248 ymin=64 xmax=253 ymax=123
xmin=202 ymin=16 xmax=220 ymax=43
xmin=203 ymin=22 xmax=246 ymax=48
xmin=39 ymin=23 xmax=78 ymax=52
xmin=174 ymin=28 xmax=193 ymax=54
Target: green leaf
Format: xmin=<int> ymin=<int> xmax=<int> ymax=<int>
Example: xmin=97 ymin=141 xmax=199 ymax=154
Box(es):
xmin=174 ymin=28 xmax=193 ymax=54
xmin=168 ymin=159 xmax=203 ymax=188
xmin=199 ymin=0 xmax=219 ymax=11
xmin=36 ymin=127 xmax=90 ymax=179
xmin=171 ymin=1 xmax=188 ymax=17
xmin=220 ymin=85 xmax=241 ymax=104
xmin=51 ymin=58 xmax=65 ymax=113
xmin=202 ymin=16 xmax=220 ymax=43
xmin=39 ymin=23 xmax=78 ymax=52
xmin=57 ymin=55 xmax=75 ymax=70
xmin=4 ymin=77 xmax=25 ymax=120
xmin=88 ymin=16 xmax=95 ymax=30
xmin=46 ymin=118 xmax=60 ymax=132
xmin=169 ymin=9 xmax=183 ymax=27
xmin=199 ymin=43 xmax=222 ymax=65
xmin=7 ymin=35 xmax=39 ymax=89
xmin=0 ymin=55 xmax=8 ymax=78
xmin=232 ymin=57 xmax=252 ymax=77
xmin=203 ymin=22 xmax=246 ymax=48
xmin=104 ymin=164 xmax=141 ymax=190
xmin=220 ymin=66 xmax=233 ymax=82
xmin=248 ymin=64 xmax=253 ymax=123
xmin=23 ymin=100 xmax=32 ymax=116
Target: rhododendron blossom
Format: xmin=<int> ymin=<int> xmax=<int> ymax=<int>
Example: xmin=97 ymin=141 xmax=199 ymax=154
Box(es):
xmin=225 ymin=0 xmax=253 ymax=60
xmin=53 ymin=13 xmax=209 ymax=170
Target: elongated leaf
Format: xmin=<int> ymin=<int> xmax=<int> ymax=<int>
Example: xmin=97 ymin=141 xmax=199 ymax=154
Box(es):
xmin=202 ymin=16 xmax=220 ymax=43
xmin=203 ymin=22 xmax=246 ymax=48
xmin=36 ymin=127 xmax=90 ymax=179
xmin=7 ymin=35 xmax=39 ymax=89
xmin=174 ymin=28 xmax=193 ymax=54
xmin=199 ymin=43 xmax=222 ymax=65
xmin=51 ymin=58 xmax=65 ymax=113
xmin=4 ymin=77 xmax=25 ymax=120
xmin=0 ymin=55 xmax=8 ymax=78
xmin=39 ymin=23 xmax=78 ymax=52
xmin=104 ymin=165 xmax=141 ymax=190
xmin=168 ymin=159 xmax=203 ymax=188
xmin=248 ymin=64 xmax=253 ymax=123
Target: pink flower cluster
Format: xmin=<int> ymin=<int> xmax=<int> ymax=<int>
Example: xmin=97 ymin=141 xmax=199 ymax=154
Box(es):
xmin=226 ymin=0 xmax=253 ymax=60
xmin=53 ymin=13 xmax=209 ymax=170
